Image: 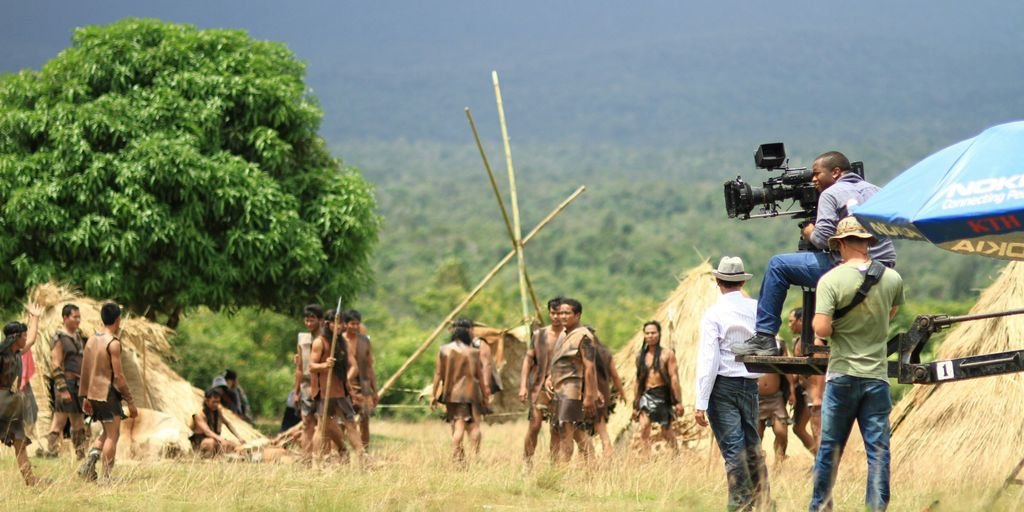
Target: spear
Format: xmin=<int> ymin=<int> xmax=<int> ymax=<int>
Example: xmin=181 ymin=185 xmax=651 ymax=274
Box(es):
xmin=316 ymin=296 xmax=344 ymax=455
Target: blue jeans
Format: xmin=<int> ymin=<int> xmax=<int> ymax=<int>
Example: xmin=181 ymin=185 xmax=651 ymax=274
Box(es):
xmin=809 ymin=375 xmax=892 ymax=512
xmin=755 ymin=251 xmax=834 ymax=335
xmin=707 ymin=377 xmax=767 ymax=511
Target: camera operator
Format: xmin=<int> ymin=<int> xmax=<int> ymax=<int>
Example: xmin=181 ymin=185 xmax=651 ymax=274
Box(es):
xmin=733 ymin=151 xmax=897 ymax=356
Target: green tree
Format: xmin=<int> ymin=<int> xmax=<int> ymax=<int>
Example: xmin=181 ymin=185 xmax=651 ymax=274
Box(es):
xmin=0 ymin=19 xmax=379 ymax=324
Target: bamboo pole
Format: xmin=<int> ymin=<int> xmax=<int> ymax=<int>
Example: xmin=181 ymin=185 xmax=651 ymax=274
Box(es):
xmin=492 ymin=71 xmax=531 ymax=325
xmin=378 ymin=185 xmax=586 ymax=397
xmin=316 ymin=297 xmax=343 ymax=454
xmin=465 ymin=107 xmax=544 ymax=321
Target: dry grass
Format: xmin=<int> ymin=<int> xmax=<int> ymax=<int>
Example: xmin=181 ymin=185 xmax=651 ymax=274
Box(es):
xmin=891 ymin=262 xmax=1024 ymax=492
xmin=609 ymin=261 xmax=721 ymax=447
xmin=1 ymin=418 xmax=1020 ymax=511
xmin=23 ymin=283 xmax=264 ymax=457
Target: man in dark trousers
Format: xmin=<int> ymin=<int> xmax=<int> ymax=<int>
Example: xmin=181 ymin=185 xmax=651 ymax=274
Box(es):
xmin=694 ymin=257 xmax=769 ymax=511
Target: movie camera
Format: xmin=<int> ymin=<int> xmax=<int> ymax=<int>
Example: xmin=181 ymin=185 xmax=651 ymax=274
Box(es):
xmin=723 ymin=142 xmax=863 ymax=221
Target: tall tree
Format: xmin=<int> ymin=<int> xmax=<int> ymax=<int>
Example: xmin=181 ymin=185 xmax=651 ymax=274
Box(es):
xmin=0 ymin=19 xmax=379 ymax=324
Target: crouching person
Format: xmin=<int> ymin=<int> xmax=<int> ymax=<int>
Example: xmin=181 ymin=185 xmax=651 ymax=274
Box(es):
xmin=190 ymin=388 xmax=242 ymax=458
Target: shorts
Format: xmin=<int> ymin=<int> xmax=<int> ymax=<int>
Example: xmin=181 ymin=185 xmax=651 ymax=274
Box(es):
xmin=758 ymin=391 xmax=789 ymax=424
xmin=299 ymin=392 xmax=317 ymax=418
xmin=444 ymin=402 xmax=479 ymax=423
xmin=53 ymin=377 xmax=85 ymax=414
xmin=553 ymin=396 xmax=584 ymax=428
xmin=0 ymin=390 xmax=29 ymax=447
xmin=87 ymin=388 xmax=126 ymax=423
xmin=527 ymin=389 xmax=553 ymax=422
xmin=323 ymin=397 xmax=357 ymax=421
xmin=637 ymin=386 xmax=674 ymax=427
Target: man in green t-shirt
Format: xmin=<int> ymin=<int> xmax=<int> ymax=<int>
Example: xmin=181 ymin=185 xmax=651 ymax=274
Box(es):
xmin=809 ymin=216 xmax=904 ymax=512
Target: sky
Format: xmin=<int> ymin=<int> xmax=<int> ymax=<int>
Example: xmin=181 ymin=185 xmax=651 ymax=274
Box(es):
xmin=3 ymin=1 xmax=1024 ymax=151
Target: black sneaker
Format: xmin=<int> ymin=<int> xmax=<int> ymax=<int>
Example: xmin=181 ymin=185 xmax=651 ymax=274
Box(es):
xmin=732 ymin=334 xmax=780 ymax=356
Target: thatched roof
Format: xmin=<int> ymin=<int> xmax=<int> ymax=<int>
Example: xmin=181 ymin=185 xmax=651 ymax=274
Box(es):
xmin=25 ymin=283 xmax=265 ymax=459
xmin=608 ymin=261 xmax=721 ymax=446
xmin=890 ymin=262 xmax=1024 ymax=489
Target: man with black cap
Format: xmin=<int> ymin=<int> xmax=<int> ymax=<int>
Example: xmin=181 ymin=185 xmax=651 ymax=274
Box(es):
xmin=809 ymin=217 xmax=903 ymax=512
xmin=694 ymin=256 xmax=769 ymax=511
xmin=0 ymin=303 xmax=45 ymax=486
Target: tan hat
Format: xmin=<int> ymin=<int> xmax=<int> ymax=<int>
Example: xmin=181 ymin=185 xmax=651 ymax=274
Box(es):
xmin=712 ymin=256 xmax=753 ymax=282
xmin=828 ymin=216 xmax=877 ymax=251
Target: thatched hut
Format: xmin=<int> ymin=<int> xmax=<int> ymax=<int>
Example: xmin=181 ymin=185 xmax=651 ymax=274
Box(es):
xmin=607 ymin=261 xmax=721 ymax=449
xmin=25 ymin=284 xmax=265 ymax=459
xmin=890 ymin=262 xmax=1024 ymax=490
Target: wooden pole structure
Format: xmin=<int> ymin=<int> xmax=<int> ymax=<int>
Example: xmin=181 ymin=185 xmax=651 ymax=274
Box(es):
xmin=491 ymin=71 xmax=532 ymax=325
xmin=316 ymin=296 xmax=344 ymax=454
xmin=464 ymin=107 xmax=543 ymax=321
xmin=378 ymin=186 xmax=586 ymax=397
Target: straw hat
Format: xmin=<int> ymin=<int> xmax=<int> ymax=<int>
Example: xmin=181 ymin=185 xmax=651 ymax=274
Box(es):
xmin=828 ymin=216 xmax=878 ymax=251
xmin=711 ymin=256 xmax=753 ymax=282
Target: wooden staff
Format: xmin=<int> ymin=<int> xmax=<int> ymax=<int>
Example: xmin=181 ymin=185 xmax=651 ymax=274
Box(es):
xmin=491 ymin=71 xmax=532 ymax=325
xmin=378 ymin=186 xmax=586 ymax=397
xmin=316 ymin=296 xmax=344 ymax=454
xmin=464 ymin=107 xmax=543 ymax=321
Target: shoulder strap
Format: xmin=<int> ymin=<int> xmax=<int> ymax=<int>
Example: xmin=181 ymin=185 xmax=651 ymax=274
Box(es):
xmin=833 ymin=261 xmax=886 ymax=320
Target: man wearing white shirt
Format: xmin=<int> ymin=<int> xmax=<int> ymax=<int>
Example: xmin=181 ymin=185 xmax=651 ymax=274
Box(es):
xmin=694 ymin=256 xmax=769 ymax=511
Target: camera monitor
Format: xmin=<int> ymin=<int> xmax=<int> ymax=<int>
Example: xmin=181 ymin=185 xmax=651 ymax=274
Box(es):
xmin=755 ymin=143 xmax=786 ymax=170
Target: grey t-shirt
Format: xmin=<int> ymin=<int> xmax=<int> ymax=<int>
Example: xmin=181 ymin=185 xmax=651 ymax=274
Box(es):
xmin=810 ymin=173 xmax=897 ymax=266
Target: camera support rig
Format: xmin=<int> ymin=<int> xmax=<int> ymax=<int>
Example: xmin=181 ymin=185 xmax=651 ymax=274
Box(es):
xmin=737 ymin=307 xmax=1024 ymax=384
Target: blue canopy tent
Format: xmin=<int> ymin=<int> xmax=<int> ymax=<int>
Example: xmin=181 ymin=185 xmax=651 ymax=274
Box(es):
xmin=854 ymin=121 xmax=1024 ymax=260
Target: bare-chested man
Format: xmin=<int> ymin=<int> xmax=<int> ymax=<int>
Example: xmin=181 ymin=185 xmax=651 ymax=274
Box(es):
xmin=756 ymin=337 xmax=793 ymax=465
xmin=633 ymin=321 xmax=684 ymax=455
xmin=294 ymin=305 xmax=321 ymax=458
xmin=518 ymin=297 xmax=563 ymax=467
xmin=1 ymin=303 xmax=45 ymax=486
xmin=591 ymin=327 xmax=627 ymax=458
xmin=546 ymin=298 xmax=600 ymax=463
xmin=790 ymin=308 xmax=824 ymax=454
xmin=40 ymin=304 xmax=89 ymax=459
xmin=312 ymin=308 xmax=364 ymax=462
xmin=342 ymin=309 xmax=377 ymax=451
xmin=432 ymin=324 xmax=490 ymax=462
xmin=453 ymin=318 xmax=500 ymax=413
xmin=190 ymin=388 xmax=242 ymax=458
xmin=78 ymin=302 xmax=138 ymax=481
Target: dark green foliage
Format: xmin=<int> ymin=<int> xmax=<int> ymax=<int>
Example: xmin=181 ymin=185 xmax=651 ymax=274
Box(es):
xmin=0 ymin=19 xmax=379 ymax=317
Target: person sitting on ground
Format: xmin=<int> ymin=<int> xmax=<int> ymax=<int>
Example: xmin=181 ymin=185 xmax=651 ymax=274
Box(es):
xmin=190 ymin=388 xmax=243 ymax=458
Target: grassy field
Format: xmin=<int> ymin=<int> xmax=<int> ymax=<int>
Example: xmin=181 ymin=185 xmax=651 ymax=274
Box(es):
xmin=1 ymin=419 xmax=1021 ymax=511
